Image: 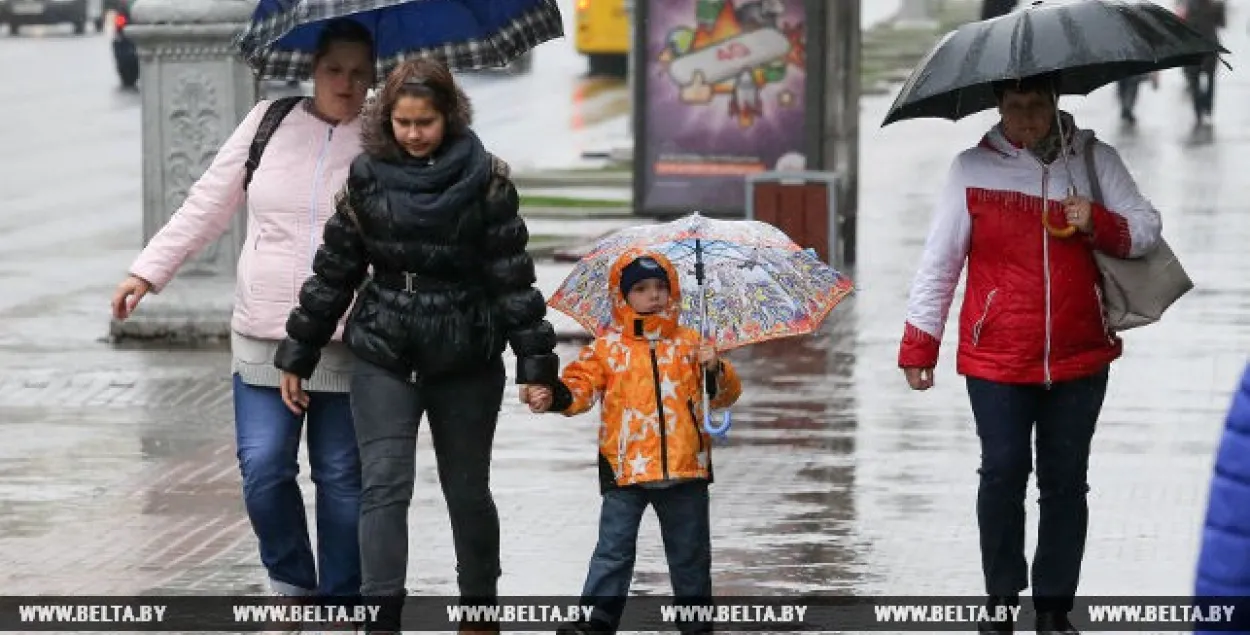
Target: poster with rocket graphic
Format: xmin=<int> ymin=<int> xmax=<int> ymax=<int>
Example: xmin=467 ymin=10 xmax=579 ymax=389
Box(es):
xmin=637 ymin=0 xmax=808 ymax=215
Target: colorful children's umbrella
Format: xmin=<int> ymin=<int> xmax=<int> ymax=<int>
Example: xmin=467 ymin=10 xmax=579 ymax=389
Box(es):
xmin=548 ymin=212 xmax=855 ymax=437
xmin=235 ymin=0 xmax=564 ymax=82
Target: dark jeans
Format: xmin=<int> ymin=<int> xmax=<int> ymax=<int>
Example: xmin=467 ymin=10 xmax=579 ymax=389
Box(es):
xmin=980 ymin=0 xmax=1017 ymax=19
xmin=581 ymin=481 xmax=712 ymax=634
xmin=1185 ymin=60 xmax=1217 ymax=117
xmin=966 ymin=368 xmax=1109 ymax=613
xmin=351 ymin=357 xmax=505 ymax=615
xmin=1116 ymin=77 xmax=1142 ymax=118
xmin=232 ymin=375 xmax=361 ymax=596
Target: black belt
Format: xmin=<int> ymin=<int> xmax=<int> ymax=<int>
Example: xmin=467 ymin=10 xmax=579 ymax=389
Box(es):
xmin=370 ymin=271 xmax=461 ymax=293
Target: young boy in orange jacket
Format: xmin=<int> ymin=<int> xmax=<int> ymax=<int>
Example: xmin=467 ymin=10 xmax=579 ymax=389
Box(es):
xmin=526 ymin=249 xmax=742 ymax=634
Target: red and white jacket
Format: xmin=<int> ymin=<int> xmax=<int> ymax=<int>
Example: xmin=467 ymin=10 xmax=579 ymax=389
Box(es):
xmin=898 ymin=123 xmax=1163 ymax=385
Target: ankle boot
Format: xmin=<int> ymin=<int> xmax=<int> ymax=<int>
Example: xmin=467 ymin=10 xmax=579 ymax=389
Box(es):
xmin=977 ymin=595 xmax=1016 ymax=634
xmin=1035 ymin=611 xmax=1079 ymax=635
xmin=458 ymin=620 xmax=500 ymax=635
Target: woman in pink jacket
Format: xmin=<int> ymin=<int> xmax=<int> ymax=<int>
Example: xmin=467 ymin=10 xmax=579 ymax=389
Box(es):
xmin=109 ymin=19 xmax=374 ymax=601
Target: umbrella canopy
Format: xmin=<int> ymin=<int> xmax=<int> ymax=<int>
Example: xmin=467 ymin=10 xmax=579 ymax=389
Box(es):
xmin=882 ymin=0 xmax=1229 ymax=125
xmin=547 ymin=213 xmax=855 ymax=353
xmin=549 ymin=213 xmax=854 ymax=437
xmin=235 ymin=0 xmax=564 ymax=82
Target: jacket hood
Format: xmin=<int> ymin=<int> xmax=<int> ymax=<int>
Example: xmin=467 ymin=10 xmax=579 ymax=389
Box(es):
xmin=980 ymin=110 xmax=1096 ymax=160
xmin=359 ymin=90 xmax=475 ymax=162
xmin=608 ymin=248 xmax=682 ymax=341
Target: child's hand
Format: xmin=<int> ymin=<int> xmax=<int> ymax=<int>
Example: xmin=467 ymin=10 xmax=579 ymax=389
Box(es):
xmin=698 ymin=342 xmax=719 ymax=368
xmin=527 ymin=386 xmax=553 ymax=413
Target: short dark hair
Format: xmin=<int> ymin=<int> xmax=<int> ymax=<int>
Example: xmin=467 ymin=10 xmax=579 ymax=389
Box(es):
xmin=992 ymin=72 xmax=1059 ymax=102
xmin=311 ymin=19 xmax=375 ymax=68
xmin=378 ymin=57 xmax=473 ymax=138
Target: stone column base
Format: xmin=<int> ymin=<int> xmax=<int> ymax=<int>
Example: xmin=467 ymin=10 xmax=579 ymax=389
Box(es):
xmin=109 ymin=276 xmax=235 ymax=345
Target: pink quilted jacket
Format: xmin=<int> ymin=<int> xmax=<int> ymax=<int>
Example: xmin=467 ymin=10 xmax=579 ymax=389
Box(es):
xmin=129 ymin=99 xmax=363 ymax=341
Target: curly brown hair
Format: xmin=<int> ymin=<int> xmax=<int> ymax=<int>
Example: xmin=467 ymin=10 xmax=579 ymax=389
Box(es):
xmin=361 ymin=58 xmax=474 ymax=159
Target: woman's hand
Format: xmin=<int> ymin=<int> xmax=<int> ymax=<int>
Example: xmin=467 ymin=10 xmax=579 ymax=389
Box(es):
xmin=279 ymin=372 xmax=310 ymax=415
xmin=1062 ymin=196 xmax=1094 ymax=234
xmin=903 ymin=367 xmax=935 ymax=391
xmin=111 ymin=275 xmax=152 ymax=320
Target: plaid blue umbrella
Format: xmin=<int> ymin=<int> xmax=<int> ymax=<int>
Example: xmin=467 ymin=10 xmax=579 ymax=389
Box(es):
xmin=235 ymin=0 xmax=564 ymax=82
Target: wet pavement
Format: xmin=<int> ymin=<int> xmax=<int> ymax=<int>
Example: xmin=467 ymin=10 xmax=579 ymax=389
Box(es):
xmin=0 ymin=2 xmax=1248 ymax=634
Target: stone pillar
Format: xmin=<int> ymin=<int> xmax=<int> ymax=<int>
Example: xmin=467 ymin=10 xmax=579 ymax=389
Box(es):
xmin=109 ymin=0 xmax=258 ymax=344
xmin=895 ymin=0 xmax=940 ymax=29
xmin=821 ymin=0 xmax=861 ymax=267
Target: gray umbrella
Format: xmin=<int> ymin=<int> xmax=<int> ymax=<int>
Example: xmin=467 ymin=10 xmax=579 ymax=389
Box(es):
xmin=881 ymin=0 xmax=1229 ymax=126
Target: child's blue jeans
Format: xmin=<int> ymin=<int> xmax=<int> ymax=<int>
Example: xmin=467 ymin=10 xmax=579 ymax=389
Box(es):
xmin=580 ymin=480 xmax=712 ymax=634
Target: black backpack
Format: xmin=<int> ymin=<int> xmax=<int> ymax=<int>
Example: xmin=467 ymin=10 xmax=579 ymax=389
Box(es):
xmin=243 ymin=96 xmax=304 ymax=190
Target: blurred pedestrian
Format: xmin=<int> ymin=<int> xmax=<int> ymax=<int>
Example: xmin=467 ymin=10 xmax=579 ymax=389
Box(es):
xmin=1179 ymin=0 xmax=1225 ymax=125
xmin=526 ymin=250 xmax=743 ymax=635
xmin=898 ymin=72 xmax=1163 ymax=634
xmin=981 ymin=0 xmax=1018 ymax=20
xmin=110 ymin=18 xmax=374 ymax=612
xmin=1115 ymin=72 xmax=1158 ymax=124
xmin=1194 ymin=362 xmax=1250 ymax=635
xmin=274 ymin=57 xmax=559 ymax=635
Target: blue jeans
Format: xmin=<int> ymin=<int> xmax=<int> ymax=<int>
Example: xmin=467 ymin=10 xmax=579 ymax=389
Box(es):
xmin=966 ymin=367 xmax=1109 ymax=612
xmin=232 ymin=374 xmax=362 ymax=596
xmin=581 ymin=481 xmax=712 ymax=634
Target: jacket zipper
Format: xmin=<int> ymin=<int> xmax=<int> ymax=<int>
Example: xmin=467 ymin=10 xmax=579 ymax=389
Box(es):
xmin=1040 ymin=165 xmax=1053 ymax=387
xmin=686 ymin=399 xmax=705 ymax=454
xmin=308 ymin=126 xmax=334 ymax=268
xmin=972 ymin=289 xmax=998 ymax=346
xmin=648 ymin=341 xmax=670 ymax=480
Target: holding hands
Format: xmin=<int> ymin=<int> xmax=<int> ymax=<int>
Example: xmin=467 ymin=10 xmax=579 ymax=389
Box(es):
xmin=519 ymin=384 xmax=553 ymax=413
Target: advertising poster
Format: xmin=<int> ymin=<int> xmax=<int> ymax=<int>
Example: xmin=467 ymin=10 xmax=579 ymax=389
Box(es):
xmin=636 ymin=0 xmax=811 ymax=216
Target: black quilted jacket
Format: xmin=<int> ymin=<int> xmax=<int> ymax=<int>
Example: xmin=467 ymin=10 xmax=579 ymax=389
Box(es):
xmin=273 ymin=126 xmax=558 ymax=386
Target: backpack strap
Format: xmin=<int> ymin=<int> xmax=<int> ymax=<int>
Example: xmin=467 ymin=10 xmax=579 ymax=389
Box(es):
xmin=243 ymin=96 xmax=303 ymax=190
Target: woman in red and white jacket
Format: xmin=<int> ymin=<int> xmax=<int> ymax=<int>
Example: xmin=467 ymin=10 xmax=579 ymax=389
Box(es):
xmin=898 ymin=73 xmax=1161 ymax=635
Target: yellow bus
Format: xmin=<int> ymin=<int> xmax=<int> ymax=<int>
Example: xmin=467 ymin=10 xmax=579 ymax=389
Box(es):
xmin=574 ymin=0 xmax=629 ymax=76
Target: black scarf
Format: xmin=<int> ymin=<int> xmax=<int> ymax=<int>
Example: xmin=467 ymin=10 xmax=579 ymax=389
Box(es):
xmin=367 ymin=130 xmax=493 ymax=225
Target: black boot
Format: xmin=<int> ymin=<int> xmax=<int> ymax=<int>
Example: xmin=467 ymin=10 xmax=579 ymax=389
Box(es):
xmin=977 ymin=620 xmax=1012 ymax=634
xmin=1035 ymin=611 xmax=1079 ymax=635
xmin=556 ymin=620 xmax=612 ymax=635
xmin=977 ymin=596 xmax=1015 ymax=634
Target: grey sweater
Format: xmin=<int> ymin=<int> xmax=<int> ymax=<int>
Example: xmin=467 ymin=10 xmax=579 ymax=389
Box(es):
xmin=231 ymin=330 xmax=354 ymax=393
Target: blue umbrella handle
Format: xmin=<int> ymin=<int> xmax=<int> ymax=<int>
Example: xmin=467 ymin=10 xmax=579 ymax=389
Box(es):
xmin=703 ymin=409 xmax=732 ymax=436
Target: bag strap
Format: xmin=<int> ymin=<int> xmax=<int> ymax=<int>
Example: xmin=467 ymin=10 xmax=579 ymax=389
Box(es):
xmin=1083 ymin=142 xmax=1104 ymax=205
xmin=243 ymin=96 xmax=303 ymax=190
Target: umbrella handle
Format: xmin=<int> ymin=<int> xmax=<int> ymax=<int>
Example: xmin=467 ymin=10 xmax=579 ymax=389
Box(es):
xmin=703 ymin=409 xmax=732 ymax=436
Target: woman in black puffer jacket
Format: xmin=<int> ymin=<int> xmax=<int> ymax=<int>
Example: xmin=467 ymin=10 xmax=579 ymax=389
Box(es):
xmin=274 ymin=58 xmax=557 ymax=633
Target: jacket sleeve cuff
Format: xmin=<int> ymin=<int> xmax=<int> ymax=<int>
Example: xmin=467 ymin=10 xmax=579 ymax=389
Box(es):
xmin=549 ymin=381 xmax=574 ymax=413
xmin=516 ymin=353 xmax=559 ymax=386
xmin=1088 ymin=203 xmax=1132 ymax=258
xmin=274 ymin=338 xmax=321 ymax=380
xmin=128 ymin=262 xmax=173 ymax=294
xmin=898 ymin=322 xmax=941 ymax=369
